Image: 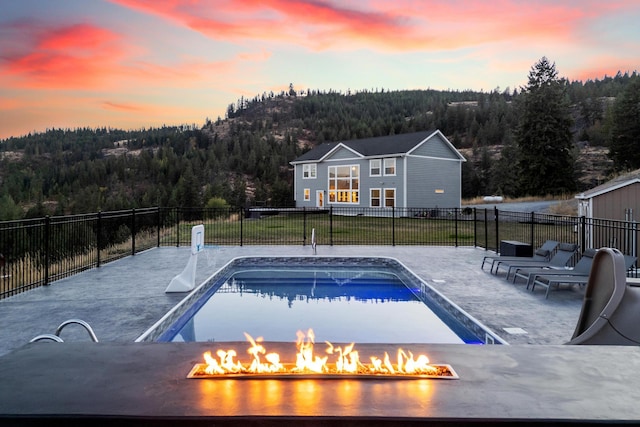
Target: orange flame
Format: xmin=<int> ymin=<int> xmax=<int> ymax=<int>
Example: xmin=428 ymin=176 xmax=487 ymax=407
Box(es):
xmin=194 ymin=329 xmax=451 ymax=377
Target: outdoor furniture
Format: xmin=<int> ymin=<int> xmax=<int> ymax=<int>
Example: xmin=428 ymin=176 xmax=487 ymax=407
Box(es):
xmin=531 ymin=253 xmax=637 ymax=299
xmin=481 ymin=240 xmax=558 ymax=273
xmin=511 ymin=248 xmax=597 ymax=288
xmin=567 ymin=248 xmax=640 ymax=345
xmin=499 ymin=240 xmax=533 ymax=257
xmin=493 ymin=242 xmax=578 ymax=280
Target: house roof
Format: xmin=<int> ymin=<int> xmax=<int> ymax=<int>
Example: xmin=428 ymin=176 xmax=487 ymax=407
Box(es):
xmin=291 ymin=130 xmax=464 ymax=163
xmin=576 ymin=168 xmax=640 ymax=199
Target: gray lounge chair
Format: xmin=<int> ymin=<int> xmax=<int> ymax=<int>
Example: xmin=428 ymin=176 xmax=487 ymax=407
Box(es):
xmin=567 ymin=248 xmax=640 ymax=345
xmin=494 ymin=243 xmax=578 ymax=280
xmin=531 ymin=253 xmax=637 ymax=299
xmin=511 ymin=248 xmax=597 ymax=288
xmin=482 ymin=240 xmax=558 ymax=273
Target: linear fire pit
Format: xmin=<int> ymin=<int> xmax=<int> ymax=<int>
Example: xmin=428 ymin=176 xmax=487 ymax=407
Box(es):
xmin=2 ymin=342 xmax=640 ymax=425
xmin=187 ymin=363 xmax=458 ymax=380
xmin=186 ymin=329 xmax=459 ymax=380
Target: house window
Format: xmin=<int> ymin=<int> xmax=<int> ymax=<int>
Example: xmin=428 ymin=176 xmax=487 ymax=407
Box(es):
xmin=370 ymin=159 xmax=381 ymax=176
xmin=304 ymin=188 xmax=310 ymax=201
xmin=370 ymin=188 xmax=381 ymax=207
xmin=303 ymin=164 xmax=316 ymax=179
xmin=384 ymin=189 xmax=396 ymax=207
xmin=384 ymin=158 xmax=396 ymax=176
xmin=328 ymin=165 xmax=359 ymax=204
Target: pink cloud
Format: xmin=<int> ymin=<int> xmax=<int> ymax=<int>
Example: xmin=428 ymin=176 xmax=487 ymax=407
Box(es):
xmin=104 ymin=0 xmax=588 ymax=51
xmin=0 ymin=22 xmax=128 ymax=89
xmin=108 ymin=0 xmax=422 ymax=50
xmin=108 ymin=0 xmax=639 ymax=53
xmin=0 ymin=18 xmax=265 ymax=92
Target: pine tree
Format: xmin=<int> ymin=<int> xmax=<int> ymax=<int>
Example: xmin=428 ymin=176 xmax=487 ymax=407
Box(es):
xmin=608 ymin=76 xmax=640 ymax=170
xmin=515 ymin=57 xmax=576 ymax=195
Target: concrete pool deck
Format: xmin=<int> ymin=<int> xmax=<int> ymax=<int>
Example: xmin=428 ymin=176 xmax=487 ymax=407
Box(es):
xmin=0 ymin=245 xmax=584 ymax=356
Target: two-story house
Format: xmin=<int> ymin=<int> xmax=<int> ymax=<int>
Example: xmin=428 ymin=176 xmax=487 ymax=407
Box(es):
xmin=290 ymin=130 xmax=466 ymax=211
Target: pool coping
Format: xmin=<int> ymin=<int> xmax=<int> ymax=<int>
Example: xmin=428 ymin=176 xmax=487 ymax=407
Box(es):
xmin=136 ymin=256 xmax=507 ymax=345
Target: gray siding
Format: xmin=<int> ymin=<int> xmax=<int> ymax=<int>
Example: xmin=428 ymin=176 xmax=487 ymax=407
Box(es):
xmin=293 ymin=131 xmax=464 ymax=209
xmin=405 ymin=156 xmax=461 ymax=207
xmin=326 ymin=146 xmax=359 ymax=161
xmin=293 ymin=163 xmax=326 ymax=207
xmin=359 ymin=157 xmax=405 ymax=208
xmin=411 ymin=134 xmax=459 ymax=160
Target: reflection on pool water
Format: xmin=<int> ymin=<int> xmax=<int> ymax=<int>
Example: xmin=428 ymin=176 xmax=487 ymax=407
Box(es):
xmin=138 ymin=257 xmax=505 ymax=345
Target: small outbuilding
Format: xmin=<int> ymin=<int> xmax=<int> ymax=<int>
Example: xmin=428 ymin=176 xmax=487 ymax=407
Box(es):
xmin=575 ymin=169 xmax=640 ymax=257
xmin=576 ymin=169 xmax=640 ymax=222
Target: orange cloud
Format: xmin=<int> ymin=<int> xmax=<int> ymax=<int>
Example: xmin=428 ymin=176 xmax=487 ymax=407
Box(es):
xmin=570 ymin=60 xmax=639 ymax=82
xmin=101 ymin=101 xmax=145 ymax=112
xmin=0 ymin=98 xmax=24 ymax=111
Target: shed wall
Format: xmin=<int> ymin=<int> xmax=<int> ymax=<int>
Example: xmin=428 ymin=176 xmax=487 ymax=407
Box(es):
xmin=592 ymin=183 xmax=640 ymax=221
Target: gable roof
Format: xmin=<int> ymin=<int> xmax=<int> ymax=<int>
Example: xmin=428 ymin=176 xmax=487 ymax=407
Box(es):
xmin=291 ymin=130 xmax=464 ymax=164
xmin=576 ymin=168 xmax=640 ymax=199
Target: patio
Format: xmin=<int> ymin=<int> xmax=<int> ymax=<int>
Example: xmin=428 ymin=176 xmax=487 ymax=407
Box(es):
xmin=0 ymin=245 xmax=584 ymax=356
xmin=7 ymin=245 xmax=640 ymax=425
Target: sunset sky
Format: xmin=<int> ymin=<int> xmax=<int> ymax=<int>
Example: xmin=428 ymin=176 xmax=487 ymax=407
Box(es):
xmin=1 ymin=0 xmax=639 ymax=140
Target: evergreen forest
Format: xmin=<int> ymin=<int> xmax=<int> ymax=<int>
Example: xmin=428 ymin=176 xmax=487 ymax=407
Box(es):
xmin=1 ymin=63 xmax=639 ymax=221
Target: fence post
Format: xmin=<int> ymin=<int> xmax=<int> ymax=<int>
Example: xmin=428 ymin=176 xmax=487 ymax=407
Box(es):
xmin=131 ymin=208 xmax=136 ymax=256
xmin=240 ymin=207 xmax=243 ymax=247
xmin=156 ymin=207 xmax=161 ymax=248
xmin=473 ymin=208 xmax=478 ymax=247
xmin=392 ymin=206 xmax=395 ymax=246
xmin=483 ymin=208 xmax=488 ymax=250
xmin=176 ymin=208 xmax=180 ymax=247
xmin=96 ymin=211 xmax=102 ymax=268
xmin=494 ymin=207 xmax=500 ymax=253
xmin=455 ymin=208 xmax=459 ymax=247
xmin=329 ymin=206 xmax=334 ymax=246
xmin=303 ymin=207 xmax=307 ymax=246
xmin=530 ymin=211 xmax=535 ymax=248
xmin=580 ymin=216 xmax=586 ymax=253
xmin=44 ymin=216 xmax=50 ymax=286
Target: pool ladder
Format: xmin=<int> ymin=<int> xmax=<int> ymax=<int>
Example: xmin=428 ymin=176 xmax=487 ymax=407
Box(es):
xmin=29 ymin=319 xmax=99 ymax=343
xmin=311 ymin=228 xmax=317 ymax=255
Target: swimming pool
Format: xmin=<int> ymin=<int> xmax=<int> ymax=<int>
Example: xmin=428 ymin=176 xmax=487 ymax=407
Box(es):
xmin=137 ymin=257 xmax=506 ymax=345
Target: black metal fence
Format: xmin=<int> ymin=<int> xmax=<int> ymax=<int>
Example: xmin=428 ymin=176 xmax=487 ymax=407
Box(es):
xmin=1 ymin=206 xmax=638 ymax=299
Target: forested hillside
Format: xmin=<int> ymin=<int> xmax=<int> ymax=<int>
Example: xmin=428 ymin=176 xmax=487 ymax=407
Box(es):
xmin=1 ymin=71 xmax=638 ymax=220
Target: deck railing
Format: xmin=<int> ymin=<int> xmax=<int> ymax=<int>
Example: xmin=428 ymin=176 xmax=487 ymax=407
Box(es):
xmin=1 ymin=206 xmax=637 ymax=299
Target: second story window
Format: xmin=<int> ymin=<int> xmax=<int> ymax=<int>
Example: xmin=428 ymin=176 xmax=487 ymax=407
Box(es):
xmin=370 ymin=159 xmax=381 ymax=176
xmin=303 ymin=164 xmax=317 ymax=179
xmin=384 ymin=158 xmax=396 ymax=176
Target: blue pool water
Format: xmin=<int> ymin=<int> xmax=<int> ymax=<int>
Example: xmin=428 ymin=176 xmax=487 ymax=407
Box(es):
xmin=138 ymin=257 xmax=504 ymax=345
